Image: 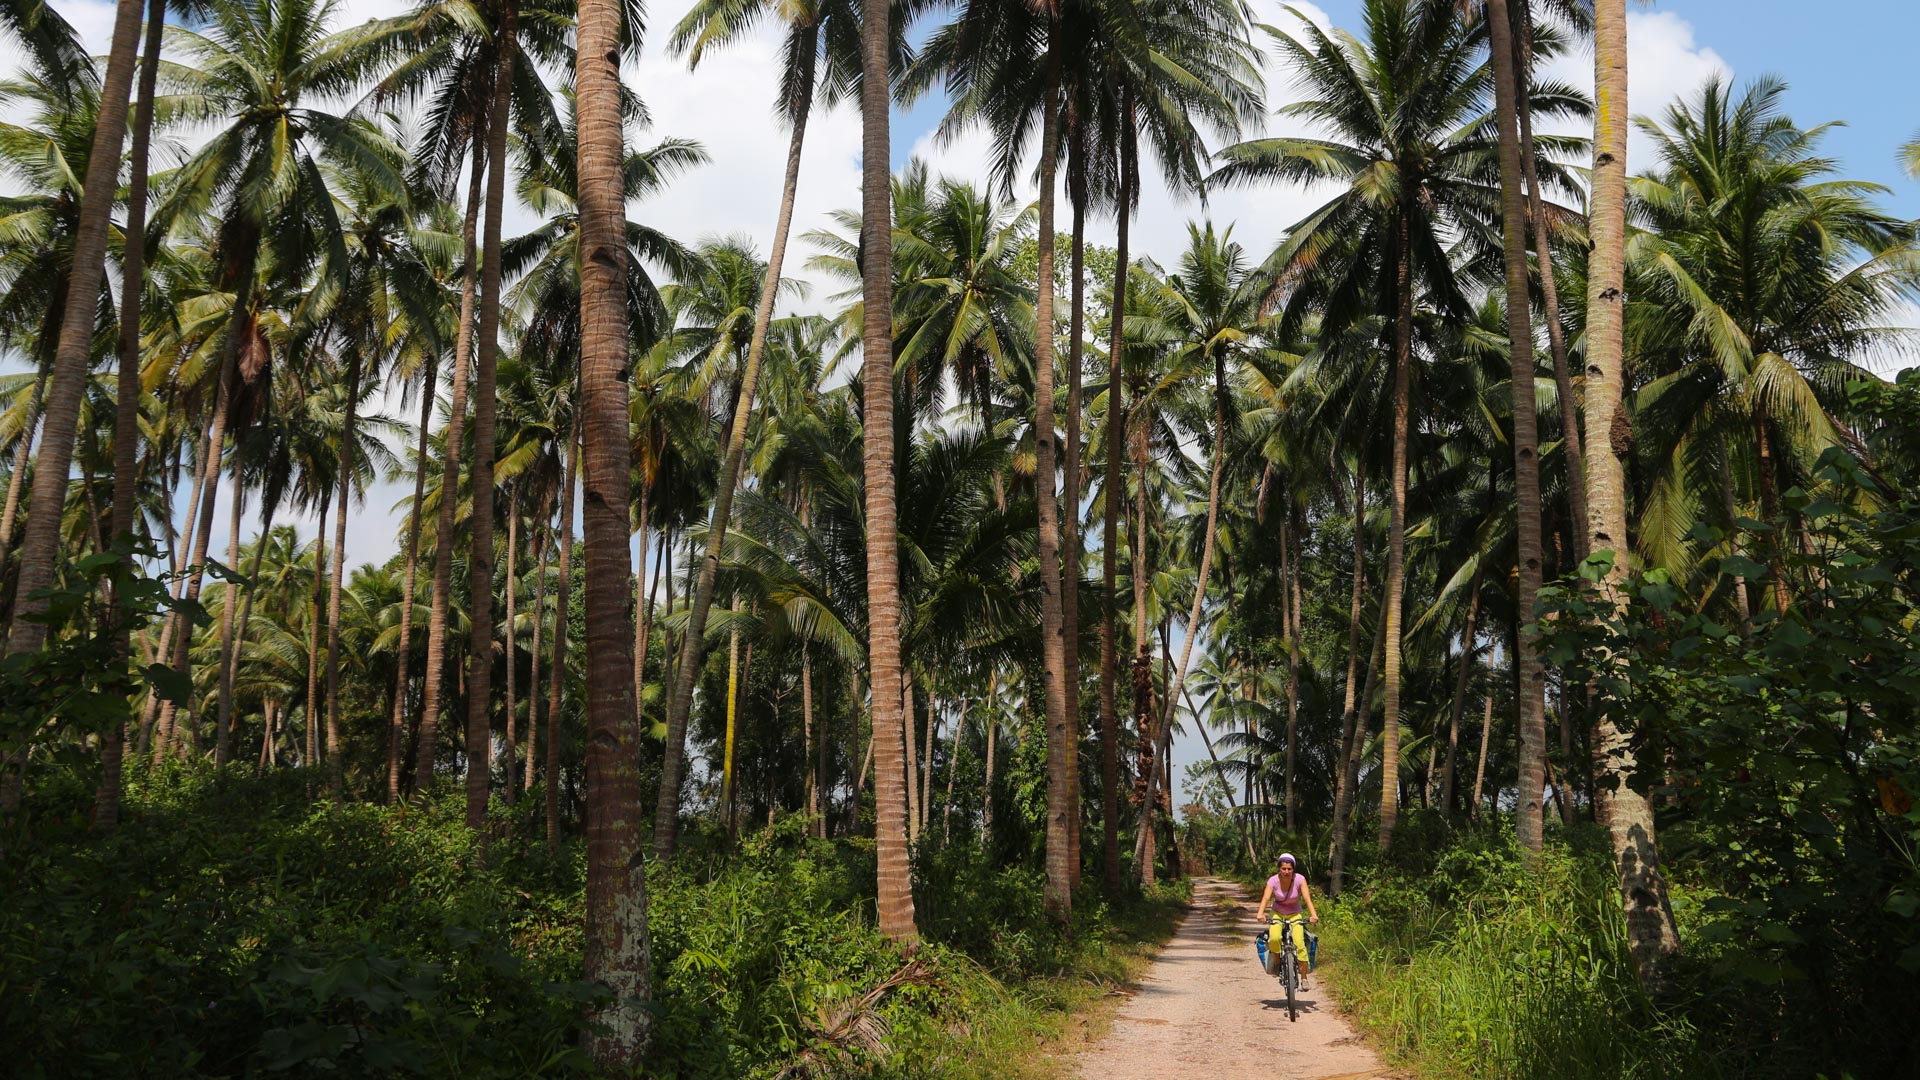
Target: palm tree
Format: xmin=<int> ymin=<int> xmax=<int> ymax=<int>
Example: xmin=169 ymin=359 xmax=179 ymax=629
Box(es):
xmin=1482 ymin=0 xmax=1551 ymax=854
xmin=574 ymin=0 xmax=651 ymax=1061
xmin=2 ymin=0 xmax=143 ymax=658
xmin=857 ymin=0 xmax=916 ymax=943
xmin=1211 ymin=0 xmax=1547 ymax=858
xmin=99 ymin=0 xmax=170 ymax=829
xmin=1586 ymin=0 xmax=1675 ymax=988
xmin=654 ymin=0 xmax=869 ymax=857
xmin=147 ymin=0 xmax=408 ymax=762
xmin=908 ymin=0 xmax=1077 ymax=916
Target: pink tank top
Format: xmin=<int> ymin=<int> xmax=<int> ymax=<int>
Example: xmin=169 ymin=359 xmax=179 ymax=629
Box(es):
xmin=1268 ymin=872 xmax=1304 ymax=915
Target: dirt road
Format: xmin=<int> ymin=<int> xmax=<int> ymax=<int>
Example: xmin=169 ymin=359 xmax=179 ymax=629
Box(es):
xmin=1069 ymin=877 xmax=1396 ymax=1080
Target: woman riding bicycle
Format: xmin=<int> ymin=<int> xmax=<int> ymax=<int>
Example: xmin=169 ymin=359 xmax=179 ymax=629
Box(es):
xmin=1256 ymin=853 xmax=1319 ymax=986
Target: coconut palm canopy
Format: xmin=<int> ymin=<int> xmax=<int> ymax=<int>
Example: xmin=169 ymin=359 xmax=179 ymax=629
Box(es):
xmin=2 ymin=0 xmax=1920 ymax=1073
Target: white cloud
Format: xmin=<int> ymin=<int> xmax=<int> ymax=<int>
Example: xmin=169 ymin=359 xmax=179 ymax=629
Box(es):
xmin=1538 ymin=8 xmax=1732 ymax=175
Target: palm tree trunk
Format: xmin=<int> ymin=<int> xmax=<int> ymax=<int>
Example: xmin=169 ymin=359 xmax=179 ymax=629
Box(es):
xmin=576 ymin=0 xmax=651 ymax=1055
xmin=156 ymin=332 xmax=245 ymax=758
xmin=857 ymin=0 xmax=916 ymax=943
xmin=1099 ymin=102 xmax=1134 ymax=893
xmin=1134 ymin=355 xmax=1228 ymax=877
xmin=465 ymin=2 xmax=517 ymax=829
xmin=982 ymin=669 xmax=997 ymax=839
xmin=1440 ymin=567 xmax=1482 ymax=816
xmin=1281 ymin=514 xmax=1298 ymax=832
xmin=213 ymin=471 xmax=245 ymax=764
xmin=1585 ymin=0 xmax=1681 ymax=988
xmin=546 ymin=426 xmax=578 ymax=842
xmin=942 ymin=695 xmax=966 ymax=845
xmin=1032 ymin=40 xmax=1074 ymax=917
xmin=630 ymin=481 xmax=649 ymax=723
xmin=722 ymin=593 xmax=741 ymax=839
xmin=1332 ymin=597 xmax=1386 ymax=894
xmin=4 ymin=0 xmax=146 ymax=656
xmin=635 ymin=528 xmax=664 ymax=740
xmin=1513 ymin=3 xmax=1588 ymax=556
xmin=137 ymin=423 xmax=195 ymax=754
xmin=1375 ymin=203 xmax=1421 ymax=855
xmin=0 ymin=371 xmax=47 ymax=604
xmin=1132 ymin=371 xmax=1154 ymax=885
xmin=1328 ymin=459 xmax=1368 ymax=896
xmin=95 ymin=0 xmax=164 ymax=841
xmin=1470 ymin=690 xmax=1493 ymax=821
xmin=803 ymin=642 xmax=817 ymax=830
xmin=503 ymin=491 xmax=519 ymax=802
xmin=415 ymin=137 xmax=488 ymax=795
xmin=388 ymin=355 xmax=437 ymax=801
xmin=1063 ymin=161 xmax=1087 ymax=890
xmin=1717 ymin=442 xmax=1751 ymax=630
xmin=903 ymin=666 xmax=920 ymax=842
xmin=1183 ymin=685 xmax=1255 ymax=866
xmin=1488 ymin=0 xmax=1550 ymax=857
xmin=230 ymin=500 xmax=275 ymax=761
xmin=323 ymin=352 xmax=363 ymax=797
xmin=655 ymin=41 xmax=818 ymax=859
xmin=304 ymin=497 xmax=331 ymax=769
xmin=527 ymin=527 xmax=546 ymax=792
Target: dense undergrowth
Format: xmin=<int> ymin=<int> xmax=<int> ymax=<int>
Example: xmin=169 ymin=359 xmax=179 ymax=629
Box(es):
xmin=1 ymin=766 xmax=1187 ymax=1078
xmin=1305 ymin=812 xmax=1915 ymax=1080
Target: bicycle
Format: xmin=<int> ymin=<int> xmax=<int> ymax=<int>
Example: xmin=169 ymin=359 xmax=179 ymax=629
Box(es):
xmin=1257 ymin=913 xmax=1312 ymax=1022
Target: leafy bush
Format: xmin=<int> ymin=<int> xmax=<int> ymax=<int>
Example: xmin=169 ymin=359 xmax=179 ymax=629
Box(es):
xmin=3 ymin=770 xmax=1186 ymax=1078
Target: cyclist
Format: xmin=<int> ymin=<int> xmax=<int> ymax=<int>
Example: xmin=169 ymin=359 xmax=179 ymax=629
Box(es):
xmin=1255 ymin=852 xmax=1319 ymax=987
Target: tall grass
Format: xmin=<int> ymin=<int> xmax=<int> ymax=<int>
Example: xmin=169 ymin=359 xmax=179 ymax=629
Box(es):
xmin=1320 ymin=823 xmax=1710 ymax=1080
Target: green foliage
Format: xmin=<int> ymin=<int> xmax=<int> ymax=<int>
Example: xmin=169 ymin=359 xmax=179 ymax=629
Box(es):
xmin=2 ymin=771 xmax=1186 ymax=1078
xmin=1327 ymin=823 xmax=1708 ymax=1080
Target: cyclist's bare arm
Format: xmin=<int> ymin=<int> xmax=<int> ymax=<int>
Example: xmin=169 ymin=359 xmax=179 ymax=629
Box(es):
xmin=1301 ymin=880 xmax=1320 ymax=923
xmin=1256 ymin=881 xmax=1275 ymax=921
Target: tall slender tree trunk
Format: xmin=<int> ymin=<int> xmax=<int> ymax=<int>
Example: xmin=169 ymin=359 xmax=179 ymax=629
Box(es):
xmin=4 ymin=0 xmax=145 ymax=655
xmin=388 ymin=356 xmax=437 ymax=801
xmin=1440 ymin=566 xmax=1482 ymax=815
xmin=0 ymin=372 xmax=45 ymax=591
xmin=1099 ymin=109 xmax=1134 ymax=893
xmin=323 ymin=353 xmax=363 ymax=797
xmin=213 ymin=472 xmax=245 ymax=764
xmin=1513 ymin=4 xmax=1588 ymax=554
xmin=1063 ymin=164 xmax=1087 ymax=890
xmin=157 ymin=332 xmax=246 ymax=756
xmin=1488 ymin=0 xmax=1550 ymax=857
xmin=1332 ymin=598 xmax=1387 ymax=895
xmin=982 ymin=669 xmax=997 ymax=840
xmin=803 ymin=643 xmax=817 ymax=830
xmin=722 ymin=594 xmax=741 ymax=838
xmin=546 ymin=428 xmax=577 ymax=844
xmin=903 ymin=667 xmax=920 ymax=841
xmin=576 ymin=0 xmax=651 ymax=1055
xmin=95 ymin=0 xmax=163 ymax=842
xmin=1031 ymin=40 xmax=1074 ymax=917
xmin=465 ymin=4 xmax=517 ymax=828
xmin=1470 ymin=690 xmax=1493 ymax=821
xmin=655 ymin=42 xmax=818 ymax=858
xmin=415 ymin=137 xmax=488 ymax=795
xmin=858 ymin=0 xmax=916 ymax=943
xmin=942 ymin=695 xmax=966 ymax=843
xmin=303 ymin=498 xmax=331 ymax=769
xmin=1131 ymin=362 xmax=1154 ymax=885
xmin=1135 ymin=356 xmax=1228 ymax=876
xmin=229 ymin=502 xmax=275 ymax=763
xmin=138 ymin=433 xmax=198 ymax=755
xmin=630 ymin=482 xmax=650 ymax=722
xmin=503 ymin=493 xmax=519 ymax=802
xmin=1328 ymin=460 xmax=1368 ymax=896
xmin=1585 ymin=0 xmax=1680 ymax=987
xmin=1281 ymin=514 xmax=1298 ymax=832
xmin=527 ymin=527 xmax=546 ymax=792
xmin=1377 ymin=213 xmax=1416 ymax=855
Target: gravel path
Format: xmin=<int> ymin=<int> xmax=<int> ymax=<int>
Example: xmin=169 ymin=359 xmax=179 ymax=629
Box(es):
xmin=1070 ymin=877 xmax=1396 ymax=1080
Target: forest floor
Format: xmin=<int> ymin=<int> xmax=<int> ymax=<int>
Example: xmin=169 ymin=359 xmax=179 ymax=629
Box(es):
xmin=1066 ymin=877 xmax=1399 ymax=1080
